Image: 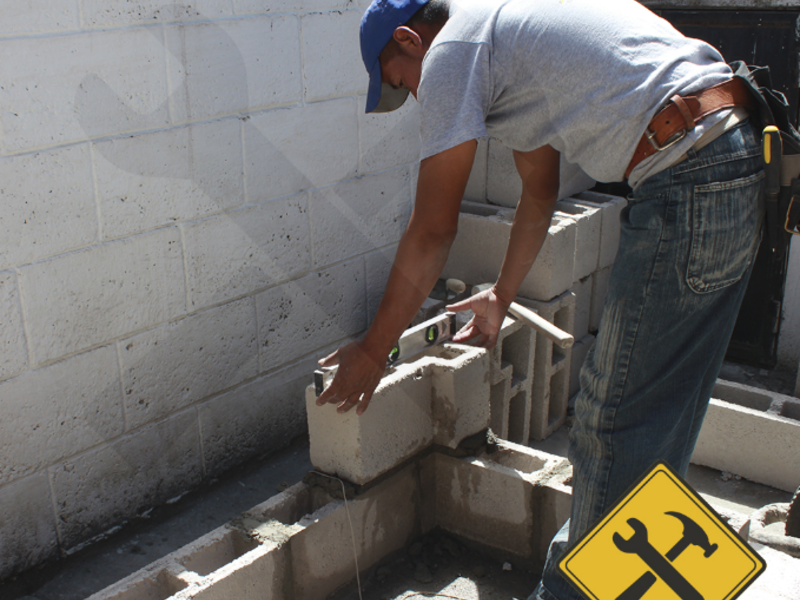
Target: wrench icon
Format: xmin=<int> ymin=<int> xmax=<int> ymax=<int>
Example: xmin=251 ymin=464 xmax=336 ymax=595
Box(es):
xmin=613 ymin=518 xmax=704 ymax=600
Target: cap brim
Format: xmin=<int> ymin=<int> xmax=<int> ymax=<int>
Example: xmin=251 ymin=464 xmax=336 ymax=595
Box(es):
xmin=366 ymin=59 xmax=410 ymax=113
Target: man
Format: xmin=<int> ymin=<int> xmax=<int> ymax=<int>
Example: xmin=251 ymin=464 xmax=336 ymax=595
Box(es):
xmin=316 ymin=0 xmax=764 ymax=598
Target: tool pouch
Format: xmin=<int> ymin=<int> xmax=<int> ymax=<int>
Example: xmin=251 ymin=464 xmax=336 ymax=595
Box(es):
xmin=729 ymin=61 xmax=800 ymax=259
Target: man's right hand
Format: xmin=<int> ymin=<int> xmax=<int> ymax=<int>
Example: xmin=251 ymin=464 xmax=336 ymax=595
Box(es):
xmin=315 ymin=339 xmax=387 ymax=415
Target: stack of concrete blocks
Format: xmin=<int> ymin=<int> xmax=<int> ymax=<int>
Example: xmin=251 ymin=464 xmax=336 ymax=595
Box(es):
xmin=556 ymin=191 xmax=626 ymax=404
xmin=440 ymin=201 xmax=577 ymax=441
xmin=692 ymin=380 xmax=800 ymax=493
xmin=88 ymin=441 xmax=573 ymax=600
xmin=0 ymin=0 xmax=424 ymax=579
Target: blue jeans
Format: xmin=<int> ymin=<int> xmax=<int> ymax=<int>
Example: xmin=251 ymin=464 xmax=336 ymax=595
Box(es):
xmin=535 ymin=119 xmax=765 ymax=600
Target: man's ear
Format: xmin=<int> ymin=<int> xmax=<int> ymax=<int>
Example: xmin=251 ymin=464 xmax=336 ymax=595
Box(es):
xmin=392 ymin=26 xmax=425 ymax=57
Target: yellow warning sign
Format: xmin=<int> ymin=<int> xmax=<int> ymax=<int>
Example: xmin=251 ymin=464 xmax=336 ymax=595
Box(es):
xmin=558 ymin=461 xmax=765 ymax=600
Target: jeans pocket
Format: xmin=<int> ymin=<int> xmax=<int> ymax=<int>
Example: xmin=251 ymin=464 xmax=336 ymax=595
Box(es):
xmin=686 ymin=170 xmax=764 ymax=294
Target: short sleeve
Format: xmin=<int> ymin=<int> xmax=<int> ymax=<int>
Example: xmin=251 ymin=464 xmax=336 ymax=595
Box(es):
xmin=418 ymin=41 xmax=492 ymax=159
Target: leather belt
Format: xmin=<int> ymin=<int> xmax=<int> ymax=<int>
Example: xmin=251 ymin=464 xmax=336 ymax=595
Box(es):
xmin=625 ymin=77 xmax=756 ymax=179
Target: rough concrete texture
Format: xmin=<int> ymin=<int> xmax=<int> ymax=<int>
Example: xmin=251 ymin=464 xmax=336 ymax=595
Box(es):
xmin=570 ymin=276 xmax=592 ymax=340
xmin=0 ymin=1 xmax=424 ymax=579
xmin=120 ymin=299 xmax=259 ymax=430
xmin=518 ymin=292 xmax=576 ymax=440
xmin=441 ymin=201 xmax=577 ymax=302
xmin=88 ymin=442 xmax=572 ymax=600
xmin=554 ymin=200 xmax=602 ymax=282
xmin=568 ymin=191 xmax=627 ymax=269
xmin=19 ymin=228 xmax=186 ymax=365
xmin=569 ymin=334 xmax=595 ymax=398
xmin=422 ymin=444 xmax=570 ymax=568
xmin=306 ymin=344 xmax=490 ymax=485
xmin=51 ymin=409 xmax=204 ymax=551
xmin=692 ymin=380 xmax=800 ymax=492
xmin=474 ymin=316 xmax=537 ymax=444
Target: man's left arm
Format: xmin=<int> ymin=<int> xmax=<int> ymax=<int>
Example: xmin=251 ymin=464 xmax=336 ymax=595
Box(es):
xmin=448 ymin=144 xmax=560 ymax=347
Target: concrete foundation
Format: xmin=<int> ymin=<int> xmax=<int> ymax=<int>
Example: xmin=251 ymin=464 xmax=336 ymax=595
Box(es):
xmin=89 ymin=442 xmax=572 ymax=600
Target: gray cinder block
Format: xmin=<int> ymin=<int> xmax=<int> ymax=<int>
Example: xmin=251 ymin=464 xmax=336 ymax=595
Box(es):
xmin=306 ymin=344 xmax=490 ymax=485
xmin=692 ymin=380 xmax=800 ymax=493
xmin=442 ymin=201 xmax=576 ymax=302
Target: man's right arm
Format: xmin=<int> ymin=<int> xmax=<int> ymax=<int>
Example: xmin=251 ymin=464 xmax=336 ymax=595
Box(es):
xmin=315 ymin=139 xmax=478 ymax=414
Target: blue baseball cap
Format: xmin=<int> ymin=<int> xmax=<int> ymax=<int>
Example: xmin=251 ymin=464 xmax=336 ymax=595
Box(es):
xmin=360 ymin=0 xmax=429 ymax=113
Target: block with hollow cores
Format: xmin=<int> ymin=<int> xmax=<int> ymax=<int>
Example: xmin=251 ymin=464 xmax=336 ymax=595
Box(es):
xmin=441 ymin=201 xmax=577 ymax=302
xmin=567 ymin=191 xmax=627 ymax=269
xmin=420 ymin=441 xmax=570 ymax=564
xmin=284 ymin=466 xmax=419 ymax=600
xmin=306 ymin=344 xmax=490 ymax=485
xmin=86 ymin=524 xmax=284 ymax=600
xmin=555 ymin=200 xmax=602 ymax=283
xmin=518 ymin=291 xmax=575 ymax=441
xmin=569 ymin=334 xmax=595 ymax=399
xmin=692 ymin=380 xmax=800 ymax=493
xmin=590 ymin=266 xmax=611 ymax=333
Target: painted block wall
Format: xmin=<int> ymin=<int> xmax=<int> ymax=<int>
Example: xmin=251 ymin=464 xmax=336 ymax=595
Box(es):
xmin=0 ymin=0 xmax=421 ymax=580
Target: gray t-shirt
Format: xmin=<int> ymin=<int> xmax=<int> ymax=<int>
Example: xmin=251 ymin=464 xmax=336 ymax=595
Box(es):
xmin=418 ymin=0 xmax=733 ymax=186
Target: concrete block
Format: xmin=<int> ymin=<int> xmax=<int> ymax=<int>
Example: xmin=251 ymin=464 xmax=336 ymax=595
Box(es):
xmin=569 ymin=191 xmax=627 ymax=269
xmin=518 ymin=291 xmax=576 ymax=441
xmin=51 ymin=409 xmax=203 ymax=550
xmin=20 ymin=228 xmax=186 ymax=365
xmin=570 ymin=276 xmax=592 ymax=341
xmin=365 ymin=244 xmax=398 ymax=325
xmin=555 ymin=200 xmax=602 ymax=282
xmin=441 ymin=201 xmax=576 ymax=302
xmin=464 ymin=138 xmax=489 ymax=202
xmin=486 ymin=318 xmax=536 ymax=444
xmin=486 ymin=140 xmax=520 ymax=207
xmin=569 ymin=334 xmax=595 ymax=399
xmin=257 ymin=259 xmax=367 ymax=373
xmin=199 ymin=359 xmax=312 ymax=478
xmin=6 ymin=29 xmax=169 ymax=153
xmin=307 ymin=344 xmax=489 ymax=485
xmin=359 ymin=96 xmax=421 ymax=174
xmin=166 ymin=16 xmax=301 ymax=122
xmin=309 ymin=168 xmax=412 ymax=267
xmin=590 ymin=266 xmax=612 ymax=333
xmin=0 ymin=1 xmax=79 ymax=35
xmin=424 ymin=443 xmax=566 ymax=561
xmin=486 ymin=141 xmax=596 ymax=208
xmin=0 ymin=143 xmax=97 ymax=269
xmin=301 ymin=10 xmax=365 ymax=101
xmin=288 ymin=465 xmax=420 ymax=600
xmin=80 ymin=1 xmax=232 ymax=27
xmin=0 ymin=346 xmax=123 ymax=485
xmin=0 ymin=472 xmax=59 ymax=580
xmin=0 ymin=271 xmax=27 ymax=382
xmin=95 ymin=119 xmax=244 ymax=240
xmin=530 ymin=459 xmax=573 ymax=569
xmin=120 ymin=298 xmax=259 ymax=430
xmin=183 ymin=195 xmax=312 ymax=310
xmin=234 ymin=0 xmax=352 ymax=13
xmin=692 ymin=380 xmax=800 ymax=492
xmin=244 ymin=99 xmax=359 ymax=203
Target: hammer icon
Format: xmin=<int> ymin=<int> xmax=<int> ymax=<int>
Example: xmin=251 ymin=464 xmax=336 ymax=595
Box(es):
xmin=614 ymin=511 xmax=717 ymax=600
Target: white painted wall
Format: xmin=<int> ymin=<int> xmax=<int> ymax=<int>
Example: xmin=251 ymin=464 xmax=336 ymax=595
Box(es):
xmin=0 ymin=0 xmax=421 ymax=579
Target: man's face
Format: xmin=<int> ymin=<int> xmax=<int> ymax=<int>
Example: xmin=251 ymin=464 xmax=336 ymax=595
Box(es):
xmin=379 ymin=33 xmax=425 ymax=100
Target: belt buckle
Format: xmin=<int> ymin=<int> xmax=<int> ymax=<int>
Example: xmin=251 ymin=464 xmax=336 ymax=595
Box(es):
xmin=645 ymin=127 xmax=687 ymax=152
